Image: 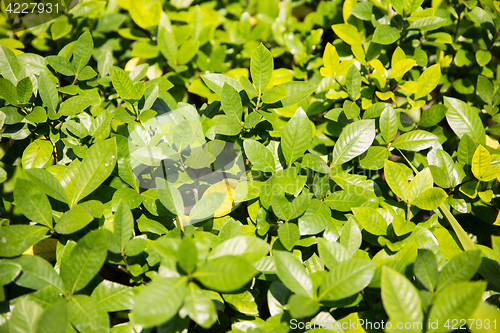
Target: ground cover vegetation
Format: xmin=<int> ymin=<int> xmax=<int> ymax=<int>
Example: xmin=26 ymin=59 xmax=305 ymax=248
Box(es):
xmin=0 ymin=0 xmax=500 ymax=332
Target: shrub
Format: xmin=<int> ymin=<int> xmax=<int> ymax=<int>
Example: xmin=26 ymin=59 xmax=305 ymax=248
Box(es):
xmin=1 ymin=0 xmax=500 ymax=332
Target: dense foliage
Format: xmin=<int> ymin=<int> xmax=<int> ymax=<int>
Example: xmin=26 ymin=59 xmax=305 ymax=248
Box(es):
xmin=1 ymin=0 xmax=500 ymax=332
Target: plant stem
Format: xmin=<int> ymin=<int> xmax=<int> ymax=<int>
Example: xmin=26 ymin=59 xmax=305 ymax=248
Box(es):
xmin=453 ymin=5 xmax=465 ymax=43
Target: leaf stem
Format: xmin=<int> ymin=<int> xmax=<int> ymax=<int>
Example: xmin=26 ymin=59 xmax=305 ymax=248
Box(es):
xmin=439 ymin=203 xmax=475 ymax=250
xmin=453 ymin=5 xmax=465 ymax=43
xmin=334 ymin=77 xmax=349 ymax=94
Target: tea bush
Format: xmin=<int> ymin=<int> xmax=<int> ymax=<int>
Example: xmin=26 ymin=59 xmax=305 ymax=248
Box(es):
xmin=1 ymin=0 xmax=500 ymax=332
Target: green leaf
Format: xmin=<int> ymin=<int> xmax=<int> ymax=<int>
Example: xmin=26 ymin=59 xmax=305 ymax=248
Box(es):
xmin=274 ymin=251 xmax=314 ymax=298
xmin=113 ymin=200 xmax=134 ymax=253
xmin=346 ymin=65 xmax=361 ymax=100
xmin=0 ymin=225 xmax=48 ymax=257
xmin=250 ymin=43 xmax=273 ymax=95
xmin=288 ymin=294 xmax=320 ymax=318
xmin=319 ymin=259 xmax=376 ymax=301
xmin=445 ymin=96 xmax=485 ymax=146
xmin=54 ymin=206 xmax=94 ymax=234
xmin=428 ymin=282 xmax=486 ymax=333
xmin=71 ymin=31 xmax=94 ymax=75
xmin=0 ymin=261 xmax=21 ymax=288
xmin=388 ymin=59 xmax=416 ymax=79
xmin=381 ymin=267 xmax=423 ymax=329
xmin=35 ymin=300 xmax=67 ymax=333
xmin=352 ymin=207 xmax=387 ymax=235
xmin=324 ymin=190 xmax=376 ymax=212
xmin=69 ymin=295 xmax=109 ymax=333
xmin=436 ymin=250 xmax=482 ymax=292
xmin=158 ymin=27 xmax=177 ymax=62
xmin=215 ymin=116 xmax=241 ymax=136
xmin=14 ymin=179 xmax=53 ymax=228
xmin=272 ymin=191 xmax=310 ymax=222
xmin=129 ymin=0 xmax=162 ymax=30
xmin=0 ymin=78 xmax=18 ymax=105
xmin=177 ymin=237 xmax=197 ymax=274
xmin=244 ymin=140 xmax=276 ymax=172
xmin=429 ymin=149 xmax=461 ymax=188
xmin=25 ymin=106 xmax=47 ymax=124
xmin=194 ymin=256 xmax=257 ymax=292
xmin=278 ymin=223 xmax=300 ymax=251
xmin=90 ymin=109 xmax=112 ymax=137
xmin=372 ymin=25 xmax=401 ymax=45
xmin=47 ymin=55 xmax=75 ymax=76
xmin=297 ymin=199 xmax=331 ymax=235
xmin=0 ymin=45 xmax=24 ymax=85
xmin=208 ymin=235 xmax=270 ymax=264
xmin=16 ymin=77 xmax=32 ymax=104
xmin=38 ymin=73 xmax=58 ymax=115
xmin=201 ymin=74 xmax=242 ymax=96
xmin=91 ymin=280 xmax=136 ymax=312
xmin=274 ymin=81 xmax=317 ymax=107
xmin=439 ymin=203 xmax=476 ymax=251
xmin=392 ymin=130 xmax=439 ymax=151
xmin=414 ymin=64 xmax=441 ymax=99
xmin=477 ymin=75 xmax=494 ymax=105
xmin=318 ymin=239 xmax=350 ymax=268
xmin=413 ymin=188 xmax=448 ymax=210
xmin=350 ymin=2 xmax=374 ymax=20
xmin=476 ymin=50 xmax=491 ymax=67
xmin=240 ymin=76 xmax=258 ymax=99
xmin=469 ymin=301 xmax=500 ymax=333
xmin=221 ymin=83 xmax=243 ymax=124
xmin=222 ymin=290 xmax=259 ymax=316
xmin=60 ymin=159 xmax=80 ymax=202
xmin=380 ymin=106 xmax=398 ymax=143
xmin=8 ymin=298 xmax=43 ymax=333
xmin=188 ymin=192 xmax=226 ymax=223
xmin=60 ymin=228 xmax=108 ymax=294
xmin=331 ymin=119 xmax=375 ymax=167
xmin=408 ymin=17 xmax=446 ymax=31
xmin=301 ymin=153 xmax=331 ymax=174
xmin=472 ymin=145 xmax=500 ymax=181
xmin=281 ymin=107 xmax=313 ymax=167
xmin=261 ymin=85 xmax=288 ymax=104
xmin=384 ymin=160 xmax=410 ymax=202
xmin=155 ymin=178 xmax=184 ymax=217
xmin=414 ymin=249 xmax=438 ymax=292
xmin=112 ymin=69 xmax=145 ymax=103
xmin=408 ymin=168 xmax=433 ymax=203
xmin=11 ymin=254 xmax=64 ymax=292
xmin=97 ymin=50 xmax=113 ymax=77
xmin=180 ymin=283 xmax=217 ymax=328
xmin=58 ymin=96 xmax=93 ymax=117
xmin=177 ymin=40 xmax=200 ymax=65
xmin=340 ymin=219 xmax=362 ymax=257
xmin=359 ymin=146 xmax=390 ymax=170
xmin=71 ymin=138 xmax=117 ymax=206
xmin=457 ymin=134 xmax=477 ymax=165
xmin=331 ymin=24 xmax=362 ymax=45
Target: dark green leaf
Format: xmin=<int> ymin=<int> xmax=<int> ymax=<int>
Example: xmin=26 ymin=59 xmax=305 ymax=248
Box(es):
xmin=60 ymin=228 xmax=108 ymax=294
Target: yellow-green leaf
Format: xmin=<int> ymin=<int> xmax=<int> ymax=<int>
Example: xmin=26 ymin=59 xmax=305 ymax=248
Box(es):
xmin=388 ymin=59 xmax=416 ymax=79
xmin=414 ymin=64 xmax=441 ymax=99
xmin=331 ymin=24 xmax=362 ymax=45
xmin=471 ymin=145 xmax=500 ymax=181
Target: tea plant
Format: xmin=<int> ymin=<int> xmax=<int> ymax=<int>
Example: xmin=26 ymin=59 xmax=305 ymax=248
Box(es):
xmin=0 ymin=0 xmax=500 ymax=332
